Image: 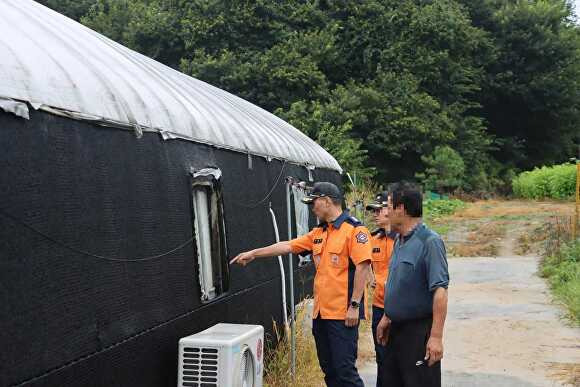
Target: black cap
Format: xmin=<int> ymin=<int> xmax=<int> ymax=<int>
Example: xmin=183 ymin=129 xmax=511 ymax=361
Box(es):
xmin=302 ymin=182 xmax=342 ymax=204
xmin=366 ymin=191 xmax=388 ymax=210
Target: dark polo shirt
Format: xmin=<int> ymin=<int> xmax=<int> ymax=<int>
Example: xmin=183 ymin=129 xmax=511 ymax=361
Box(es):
xmin=384 ymin=223 xmax=449 ymax=322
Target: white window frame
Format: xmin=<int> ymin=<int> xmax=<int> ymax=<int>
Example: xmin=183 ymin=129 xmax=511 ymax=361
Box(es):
xmin=191 ymin=168 xmax=228 ymax=302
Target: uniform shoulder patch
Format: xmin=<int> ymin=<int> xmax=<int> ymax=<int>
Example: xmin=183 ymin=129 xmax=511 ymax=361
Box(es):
xmin=355 ymin=231 xmax=369 ymax=244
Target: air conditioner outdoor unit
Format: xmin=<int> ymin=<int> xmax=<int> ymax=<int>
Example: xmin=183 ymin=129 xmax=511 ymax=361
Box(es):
xmin=178 ymin=323 xmax=264 ymax=387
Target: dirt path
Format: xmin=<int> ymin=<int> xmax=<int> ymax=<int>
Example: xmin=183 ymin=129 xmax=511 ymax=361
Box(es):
xmin=445 ymin=255 xmax=579 ymax=386
xmin=360 ymin=200 xmax=580 ymax=387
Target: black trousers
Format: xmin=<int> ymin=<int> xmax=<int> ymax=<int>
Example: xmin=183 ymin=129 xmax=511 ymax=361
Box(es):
xmin=380 ymin=317 xmax=441 ymax=387
xmin=371 ymin=306 xmax=387 ymax=387
xmin=312 ymin=317 xmax=364 ymax=387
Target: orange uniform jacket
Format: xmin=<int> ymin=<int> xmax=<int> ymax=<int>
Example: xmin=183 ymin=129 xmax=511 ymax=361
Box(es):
xmin=371 ymin=229 xmax=396 ymax=308
xmin=290 ymin=212 xmax=372 ymax=320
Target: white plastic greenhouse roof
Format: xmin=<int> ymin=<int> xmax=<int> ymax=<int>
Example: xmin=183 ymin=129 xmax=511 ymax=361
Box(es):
xmin=0 ymin=0 xmax=342 ymax=172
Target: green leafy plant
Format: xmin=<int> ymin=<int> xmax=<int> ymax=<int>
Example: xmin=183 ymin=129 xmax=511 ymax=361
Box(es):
xmin=512 ymin=163 xmax=577 ymax=199
xmin=541 ymin=240 xmax=580 ymax=324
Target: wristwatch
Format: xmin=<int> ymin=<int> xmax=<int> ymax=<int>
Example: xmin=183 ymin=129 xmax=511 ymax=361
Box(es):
xmin=350 ymin=300 xmax=360 ymax=308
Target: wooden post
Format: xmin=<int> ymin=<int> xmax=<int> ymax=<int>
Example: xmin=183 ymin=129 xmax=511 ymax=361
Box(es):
xmin=574 ymin=162 xmax=579 ymax=240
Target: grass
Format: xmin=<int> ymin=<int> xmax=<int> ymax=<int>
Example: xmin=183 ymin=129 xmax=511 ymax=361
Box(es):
xmin=491 ymin=214 xmax=534 ymax=221
xmin=345 ymin=180 xmax=380 ymax=229
xmin=515 ymin=222 xmax=550 ymax=255
xmin=540 ymin=239 xmax=580 ymax=325
xmin=430 ymin=223 xmax=451 ymax=236
xmin=422 ymin=198 xmax=466 ymax=237
xmin=264 ymin=302 xmax=325 ymax=387
xmin=451 ymin=199 xmax=572 ymax=220
xmin=423 ymin=198 xmax=465 ymax=222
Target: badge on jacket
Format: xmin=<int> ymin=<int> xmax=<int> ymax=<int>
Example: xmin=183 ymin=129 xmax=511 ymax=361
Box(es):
xmin=356 ymin=231 xmax=368 ymax=244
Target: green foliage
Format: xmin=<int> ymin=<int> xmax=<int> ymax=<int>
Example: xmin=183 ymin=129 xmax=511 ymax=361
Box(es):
xmin=82 ymin=0 xmax=185 ymax=68
xmin=417 ymin=146 xmax=465 ymax=193
xmin=512 ymin=163 xmax=577 ymax=199
xmin=541 ymin=240 xmax=580 ymax=324
xmin=461 ymin=0 xmax=580 ymax=171
xmin=38 ymin=0 xmax=580 ymax=191
xmin=36 ymin=0 xmax=94 ymax=21
xmin=423 ymin=198 xmax=466 ymax=220
xmin=423 ymin=198 xmax=465 ymax=236
xmin=277 ymin=99 xmax=372 ymax=179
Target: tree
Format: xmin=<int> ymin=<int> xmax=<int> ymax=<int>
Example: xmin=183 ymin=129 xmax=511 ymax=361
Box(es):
xmin=417 ymin=146 xmax=466 ymax=193
xmin=37 ymin=0 xmax=580 ymax=193
xmin=276 ymin=100 xmax=372 ymax=179
xmin=36 ymin=0 xmax=95 ymax=21
xmin=461 ymin=0 xmax=580 ymax=170
xmin=82 ymin=0 xmax=185 ymax=68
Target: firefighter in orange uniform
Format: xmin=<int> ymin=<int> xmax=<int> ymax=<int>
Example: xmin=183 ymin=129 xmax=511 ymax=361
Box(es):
xmin=366 ymin=192 xmax=397 ymax=387
xmin=231 ymin=182 xmax=372 ymax=387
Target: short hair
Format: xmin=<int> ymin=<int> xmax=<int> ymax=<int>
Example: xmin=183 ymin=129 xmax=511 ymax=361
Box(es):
xmin=330 ymin=197 xmax=342 ymax=206
xmin=388 ymin=182 xmax=422 ymax=217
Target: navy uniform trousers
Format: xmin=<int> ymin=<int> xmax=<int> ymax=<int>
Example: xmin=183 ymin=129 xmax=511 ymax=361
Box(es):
xmin=312 ymin=317 xmax=364 ymax=387
xmin=371 ymin=306 xmax=387 ymax=387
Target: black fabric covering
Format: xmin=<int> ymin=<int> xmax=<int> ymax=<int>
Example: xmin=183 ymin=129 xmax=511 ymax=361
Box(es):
xmin=0 ymin=109 xmax=341 ymax=386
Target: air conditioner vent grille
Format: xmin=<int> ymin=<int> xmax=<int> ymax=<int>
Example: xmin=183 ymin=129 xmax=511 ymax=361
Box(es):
xmin=181 ymin=346 xmax=219 ymax=387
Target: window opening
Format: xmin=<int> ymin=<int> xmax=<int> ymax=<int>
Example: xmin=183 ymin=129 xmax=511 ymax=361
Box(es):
xmin=191 ymin=168 xmax=229 ymax=301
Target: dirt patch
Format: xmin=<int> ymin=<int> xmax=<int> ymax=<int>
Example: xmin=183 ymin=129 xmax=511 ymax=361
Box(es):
xmin=445 ymin=256 xmax=580 ymax=386
xmin=451 ymin=200 xmax=574 ymax=220
xmin=447 ymin=221 xmax=507 ymax=257
xmin=516 ymin=223 xmax=548 ymax=255
xmin=515 ymin=216 xmax=576 ymax=256
xmin=547 ymin=362 xmax=580 ymax=386
xmin=438 ymin=200 xmax=575 ymax=258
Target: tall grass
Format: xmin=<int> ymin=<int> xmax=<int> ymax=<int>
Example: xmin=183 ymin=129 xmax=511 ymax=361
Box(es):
xmin=345 ymin=180 xmax=379 ymax=228
xmin=540 ymin=216 xmax=579 ymax=325
xmin=541 ymin=239 xmax=580 ymax=325
xmin=263 ymin=302 xmax=325 ymax=387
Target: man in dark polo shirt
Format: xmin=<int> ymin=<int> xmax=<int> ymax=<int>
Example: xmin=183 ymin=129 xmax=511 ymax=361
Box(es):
xmin=375 ymin=182 xmax=449 ymax=387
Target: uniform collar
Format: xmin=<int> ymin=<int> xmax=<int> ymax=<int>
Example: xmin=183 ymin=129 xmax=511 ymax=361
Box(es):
xmin=400 ymin=222 xmax=423 ymax=244
xmin=320 ymin=210 xmax=349 ymax=230
xmin=372 ymin=228 xmax=398 ymax=239
xmin=371 ymin=228 xmax=386 ymax=237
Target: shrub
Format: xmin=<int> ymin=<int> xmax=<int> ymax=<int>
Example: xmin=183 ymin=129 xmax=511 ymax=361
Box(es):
xmin=512 ymin=163 xmax=577 ymax=199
